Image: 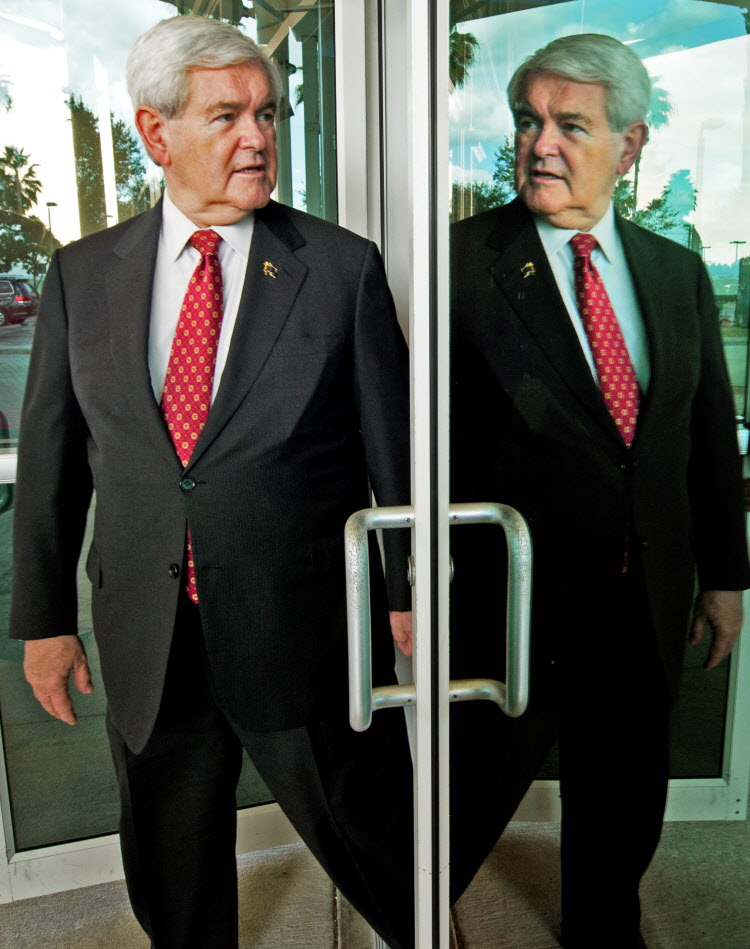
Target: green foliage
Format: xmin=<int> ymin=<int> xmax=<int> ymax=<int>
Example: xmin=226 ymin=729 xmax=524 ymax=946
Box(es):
xmin=632 ymin=84 xmax=674 ymax=210
xmin=452 ymin=137 xmax=516 ymax=221
xmin=613 ymin=176 xmax=678 ymax=234
xmin=647 ymin=84 xmax=674 ymax=130
xmin=0 ymin=210 xmax=58 ymax=285
xmin=66 ymin=94 xmax=107 ymax=236
xmin=0 ymin=147 xmax=42 ymax=215
xmin=66 ymin=95 xmax=151 ymax=236
xmin=452 ymin=180 xmax=504 ymax=220
xmin=111 ymin=116 xmax=151 ymax=219
xmin=450 ymin=27 xmax=478 ymax=89
xmin=0 ymin=95 xmax=58 ymax=282
xmin=491 ymin=137 xmax=516 ymax=203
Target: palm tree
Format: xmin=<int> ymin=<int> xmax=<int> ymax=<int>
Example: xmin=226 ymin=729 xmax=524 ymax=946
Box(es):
xmin=632 ymin=85 xmax=674 ymax=208
xmin=449 ymin=26 xmax=478 ymax=89
xmin=0 ymin=146 xmax=42 ymax=214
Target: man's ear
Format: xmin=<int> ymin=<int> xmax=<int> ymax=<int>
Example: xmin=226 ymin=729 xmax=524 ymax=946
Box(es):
xmin=135 ymin=106 xmax=172 ymax=167
xmin=616 ymin=121 xmax=648 ymax=176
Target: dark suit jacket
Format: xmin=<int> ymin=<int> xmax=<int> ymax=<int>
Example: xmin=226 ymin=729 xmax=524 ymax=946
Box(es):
xmin=450 ymin=198 xmax=750 ymax=696
xmin=10 ymin=199 xmax=410 ymax=753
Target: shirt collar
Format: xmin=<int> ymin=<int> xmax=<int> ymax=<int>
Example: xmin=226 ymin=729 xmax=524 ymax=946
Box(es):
xmin=534 ymin=202 xmax=617 ymax=263
xmin=161 ymin=190 xmax=255 ymax=262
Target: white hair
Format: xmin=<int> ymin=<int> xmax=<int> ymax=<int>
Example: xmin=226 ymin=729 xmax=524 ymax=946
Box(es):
xmin=507 ymin=33 xmax=652 ymax=132
xmin=126 ymin=15 xmax=282 ymax=118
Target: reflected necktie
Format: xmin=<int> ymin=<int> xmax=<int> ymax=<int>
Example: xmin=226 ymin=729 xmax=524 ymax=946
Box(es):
xmin=570 ymin=233 xmax=639 ymax=447
xmin=161 ymin=229 xmax=224 ymax=603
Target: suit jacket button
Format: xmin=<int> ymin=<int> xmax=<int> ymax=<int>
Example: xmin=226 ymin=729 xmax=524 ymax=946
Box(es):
xmin=638 ymin=537 xmax=649 ymax=549
xmin=179 ymin=477 xmax=196 ymax=492
xmin=169 ymin=563 xmax=180 ymax=578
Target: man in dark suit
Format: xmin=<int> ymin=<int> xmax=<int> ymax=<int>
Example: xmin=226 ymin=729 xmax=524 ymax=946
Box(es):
xmin=449 ymin=33 xmax=749 ymax=949
xmin=10 ymin=15 xmax=413 ymax=949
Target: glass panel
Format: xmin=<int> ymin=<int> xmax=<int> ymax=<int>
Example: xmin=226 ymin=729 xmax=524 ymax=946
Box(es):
xmin=449 ymin=0 xmax=748 ymax=778
xmin=0 ymin=0 xmax=336 ymax=850
xmin=451 ymin=0 xmax=750 ymax=414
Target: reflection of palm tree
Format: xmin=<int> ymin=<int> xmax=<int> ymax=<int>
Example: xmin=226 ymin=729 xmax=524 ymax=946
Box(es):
xmin=0 ymin=76 xmax=11 ymax=112
xmin=633 ymin=85 xmax=674 ymax=208
xmin=449 ymin=27 xmax=478 ymax=89
xmin=0 ymin=146 xmax=42 ymax=214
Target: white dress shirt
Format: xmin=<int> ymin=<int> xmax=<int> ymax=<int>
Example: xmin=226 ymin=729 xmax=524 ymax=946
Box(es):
xmin=148 ymin=191 xmax=255 ymax=402
xmin=534 ymin=204 xmax=651 ymax=392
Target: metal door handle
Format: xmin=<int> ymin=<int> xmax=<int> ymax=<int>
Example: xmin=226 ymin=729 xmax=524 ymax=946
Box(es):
xmin=345 ymin=501 xmax=532 ymax=731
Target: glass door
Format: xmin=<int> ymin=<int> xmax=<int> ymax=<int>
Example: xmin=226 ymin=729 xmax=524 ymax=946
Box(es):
xmin=0 ymin=0 xmax=344 ymax=902
xmin=380 ymin=0 xmax=750 ymax=944
xmin=441 ymin=0 xmax=750 ymax=822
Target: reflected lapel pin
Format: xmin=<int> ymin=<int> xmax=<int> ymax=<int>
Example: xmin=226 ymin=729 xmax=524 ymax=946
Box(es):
xmin=263 ymin=261 xmax=278 ymax=279
xmin=521 ymin=261 xmax=536 ymax=279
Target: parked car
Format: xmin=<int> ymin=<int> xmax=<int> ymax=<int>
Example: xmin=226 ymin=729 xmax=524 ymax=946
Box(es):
xmin=0 ymin=274 xmax=39 ymax=326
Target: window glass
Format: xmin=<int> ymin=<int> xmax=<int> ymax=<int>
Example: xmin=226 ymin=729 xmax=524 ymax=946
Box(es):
xmin=0 ymin=0 xmax=336 ymax=850
xmin=451 ymin=0 xmax=750 ymax=414
xmin=449 ymin=0 xmax=746 ymax=778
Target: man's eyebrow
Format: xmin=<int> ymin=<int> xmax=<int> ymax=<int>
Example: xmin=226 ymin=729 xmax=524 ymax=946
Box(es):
xmin=515 ymin=106 xmax=591 ymax=126
xmin=202 ymin=100 xmax=242 ymax=116
xmin=202 ymin=99 xmax=277 ymax=116
xmin=554 ymin=111 xmax=591 ymax=125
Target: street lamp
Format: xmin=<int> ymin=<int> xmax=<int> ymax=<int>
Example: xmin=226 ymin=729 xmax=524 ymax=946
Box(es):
xmin=45 ymin=201 xmax=58 ymax=254
xmin=731 ymin=239 xmax=747 ymax=275
xmin=45 ymin=200 xmax=57 ymax=233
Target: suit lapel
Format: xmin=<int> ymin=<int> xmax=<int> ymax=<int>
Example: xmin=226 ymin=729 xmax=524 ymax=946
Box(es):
xmin=105 ymin=204 xmax=180 ymax=468
xmin=487 ymin=201 xmax=622 ymax=444
xmin=187 ymin=202 xmax=309 ymax=468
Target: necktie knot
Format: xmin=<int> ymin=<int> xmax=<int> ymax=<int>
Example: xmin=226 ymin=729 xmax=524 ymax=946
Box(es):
xmin=570 ymin=233 xmax=598 ymax=260
xmin=190 ymin=229 xmax=221 ymax=257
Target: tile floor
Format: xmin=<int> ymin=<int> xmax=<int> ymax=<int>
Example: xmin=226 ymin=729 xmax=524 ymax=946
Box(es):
xmin=0 ymin=817 xmax=748 ymax=948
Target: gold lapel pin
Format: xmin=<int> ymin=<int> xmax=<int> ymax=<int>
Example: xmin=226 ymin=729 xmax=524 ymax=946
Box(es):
xmin=263 ymin=261 xmax=278 ymax=279
xmin=521 ymin=261 xmax=536 ymax=279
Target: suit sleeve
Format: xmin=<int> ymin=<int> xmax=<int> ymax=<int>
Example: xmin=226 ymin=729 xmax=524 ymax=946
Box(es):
xmin=352 ymin=241 xmax=411 ymax=611
xmin=9 ymin=250 xmax=93 ymax=640
xmin=688 ymin=260 xmax=750 ymax=591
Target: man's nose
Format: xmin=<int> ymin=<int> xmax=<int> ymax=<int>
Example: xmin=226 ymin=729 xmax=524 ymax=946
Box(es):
xmin=532 ymin=123 xmax=560 ymax=157
xmin=238 ymin=115 xmax=266 ymax=150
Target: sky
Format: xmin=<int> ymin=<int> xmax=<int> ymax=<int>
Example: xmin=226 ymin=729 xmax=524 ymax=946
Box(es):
xmin=451 ymin=0 xmax=750 ymax=264
xmin=0 ymin=0 xmax=310 ymax=245
xmin=2 ymin=0 xmax=749 ymax=265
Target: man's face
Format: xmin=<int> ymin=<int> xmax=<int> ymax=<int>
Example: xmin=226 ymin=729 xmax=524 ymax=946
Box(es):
xmin=513 ymin=71 xmax=646 ymax=231
xmin=142 ymin=62 xmax=278 ymax=227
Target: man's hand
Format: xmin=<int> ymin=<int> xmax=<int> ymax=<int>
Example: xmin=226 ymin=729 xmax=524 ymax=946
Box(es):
xmin=390 ymin=611 xmax=413 ymax=657
xmin=23 ymin=636 xmax=94 ymax=725
xmin=690 ymin=590 xmax=743 ymax=670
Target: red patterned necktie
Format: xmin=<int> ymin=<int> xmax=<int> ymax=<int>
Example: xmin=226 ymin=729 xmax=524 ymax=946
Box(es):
xmin=161 ymin=229 xmax=224 ymax=603
xmin=570 ymin=233 xmax=639 ymax=447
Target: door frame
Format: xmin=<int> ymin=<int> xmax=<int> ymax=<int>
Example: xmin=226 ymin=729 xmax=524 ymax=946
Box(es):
xmin=1 ymin=0 xmax=749 ymax=914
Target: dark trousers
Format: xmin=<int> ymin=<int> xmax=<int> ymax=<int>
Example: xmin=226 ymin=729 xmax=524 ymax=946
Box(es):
xmin=449 ymin=563 xmax=671 ymax=949
xmin=106 ymin=598 xmax=414 ymax=949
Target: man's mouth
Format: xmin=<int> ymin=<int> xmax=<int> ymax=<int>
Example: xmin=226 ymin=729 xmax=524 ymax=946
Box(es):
xmin=530 ymin=169 xmax=562 ymax=181
xmin=235 ymin=162 xmax=266 ymax=175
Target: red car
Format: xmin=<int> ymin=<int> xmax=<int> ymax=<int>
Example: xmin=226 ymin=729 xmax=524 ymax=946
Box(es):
xmin=0 ymin=274 xmax=39 ymax=326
